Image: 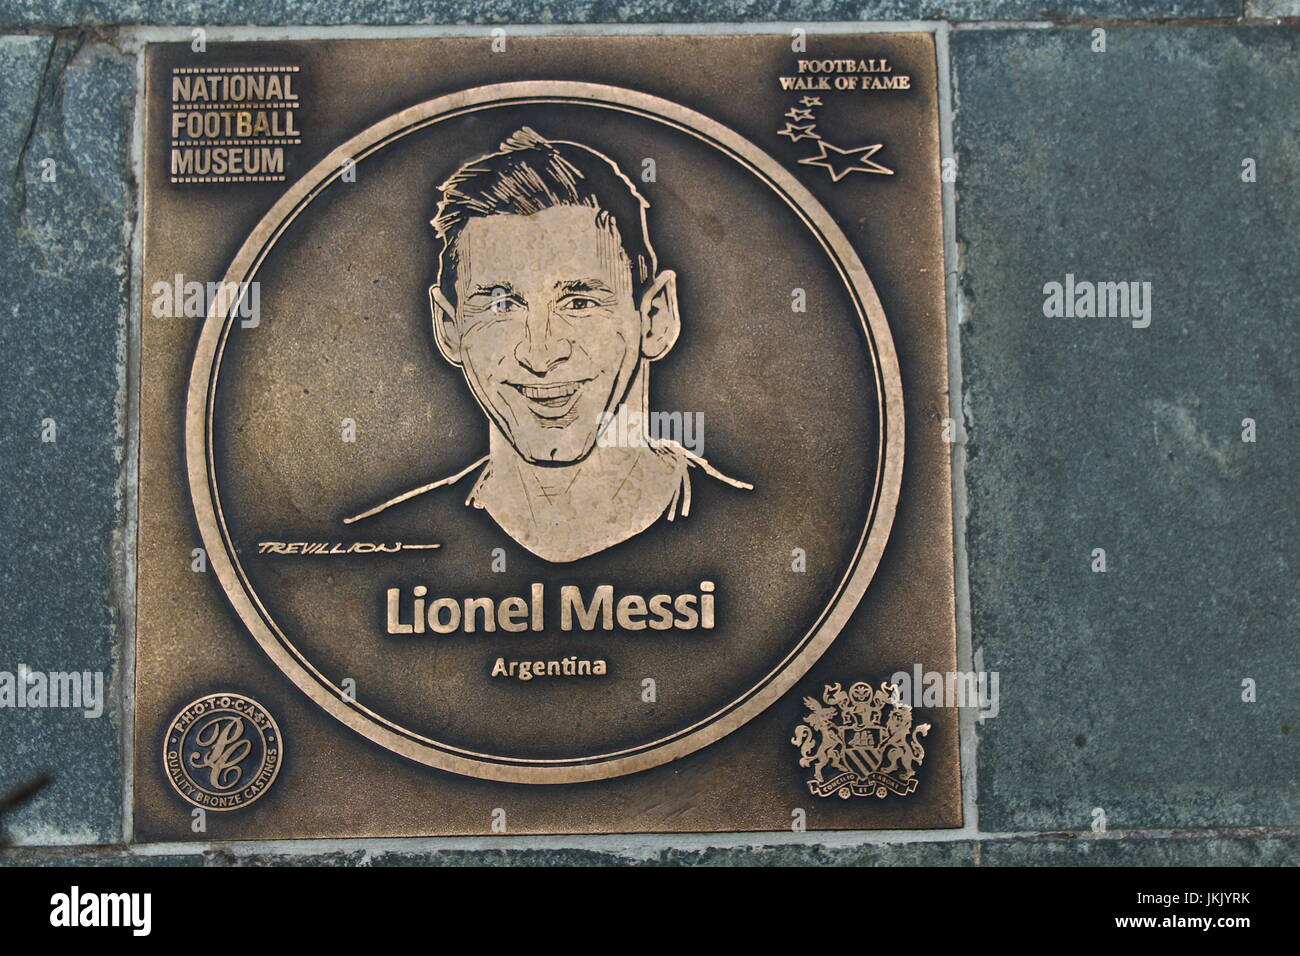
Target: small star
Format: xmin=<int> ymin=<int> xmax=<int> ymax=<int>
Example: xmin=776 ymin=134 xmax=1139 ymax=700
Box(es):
xmin=785 ymin=107 xmax=816 ymax=122
xmin=799 ymin=96 xmax=823 ymax=108
xmin=798 ymin=140 xmax=894 ymax=182
xmin=778 ymin=123 xmax=821 ymax=143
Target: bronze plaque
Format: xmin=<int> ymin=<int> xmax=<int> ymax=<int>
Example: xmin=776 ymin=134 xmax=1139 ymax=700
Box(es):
xmin=136 ymin=32 xmax=959 ymax=839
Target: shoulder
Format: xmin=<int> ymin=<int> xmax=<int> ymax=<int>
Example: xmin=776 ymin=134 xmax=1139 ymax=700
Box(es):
xmin=343 ymin=455 xmax=489 ymax=524
xmin=649 ymin=439 xmax=754 ymax=492
xmin=647 ymin=439 xmax=752 ymax=521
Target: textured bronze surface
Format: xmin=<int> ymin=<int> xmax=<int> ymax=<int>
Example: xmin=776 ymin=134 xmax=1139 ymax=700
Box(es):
xmin=136 ymin=33 xmax=958 ymax=839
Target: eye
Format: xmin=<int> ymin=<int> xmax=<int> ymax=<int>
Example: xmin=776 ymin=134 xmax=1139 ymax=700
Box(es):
xmin=466 ymin=287 xmax=521 ymax=315
xmin=490 ymin=287 xmax=517 ymax=313
xmin=559 ymin=295 xmax=604 ymax=312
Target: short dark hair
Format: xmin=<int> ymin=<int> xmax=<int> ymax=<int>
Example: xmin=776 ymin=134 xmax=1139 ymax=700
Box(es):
xmin=431 ymin=127 xmax=657 ymax=303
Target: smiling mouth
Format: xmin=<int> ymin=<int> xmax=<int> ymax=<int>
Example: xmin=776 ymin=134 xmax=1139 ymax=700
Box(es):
xmin=506 ymin=380 xmax=589 ymax=417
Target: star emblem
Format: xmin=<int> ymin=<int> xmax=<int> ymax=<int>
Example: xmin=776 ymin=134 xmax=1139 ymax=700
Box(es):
xmin=784 ymin=107 xmax=816 ymax=122
xmin=777 ymin=123 xmax=821 ymax=143
xmin=799 ymin=96 xmax=823 ymax=108
xmin=797 ymin=140 xmax=894 ymax=181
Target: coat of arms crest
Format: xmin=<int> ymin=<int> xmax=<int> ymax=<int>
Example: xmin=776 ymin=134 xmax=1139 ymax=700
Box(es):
xmin=791 ymin=681 xmax=931 ymax=799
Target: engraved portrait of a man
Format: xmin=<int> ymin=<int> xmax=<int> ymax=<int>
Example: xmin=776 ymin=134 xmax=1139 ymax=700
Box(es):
xmin=346 ymin=127 xmax=751 ymax=562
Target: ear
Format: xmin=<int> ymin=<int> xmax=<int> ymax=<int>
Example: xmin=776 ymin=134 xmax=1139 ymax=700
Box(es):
xmin=638 ymin=270 xmax=680 ymax=361
xmin=428 ymin=284 xmax=462 ymax=367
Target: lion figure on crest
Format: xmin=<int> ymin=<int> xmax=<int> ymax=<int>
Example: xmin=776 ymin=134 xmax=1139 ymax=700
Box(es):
xmin=877 ymin=701 xmax=930 ymax=779
xmin=791 ymin=696 xmax=847 ymax=783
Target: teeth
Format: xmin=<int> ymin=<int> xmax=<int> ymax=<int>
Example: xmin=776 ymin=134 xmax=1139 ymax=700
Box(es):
xmin=518 ymin=383 xmax=578 ymax=400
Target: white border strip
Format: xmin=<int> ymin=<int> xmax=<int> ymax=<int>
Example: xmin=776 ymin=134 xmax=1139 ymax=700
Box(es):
xmin=934 ymin=21 xmax=980 ymax=843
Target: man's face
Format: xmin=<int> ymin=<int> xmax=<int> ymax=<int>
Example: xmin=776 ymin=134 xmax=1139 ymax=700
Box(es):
xmin=443 ymin=204 xmax=644 ymax=465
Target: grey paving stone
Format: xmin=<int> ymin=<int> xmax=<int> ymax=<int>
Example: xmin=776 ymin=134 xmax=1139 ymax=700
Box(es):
xmin=0 ymin=847 xmax=208 ymax=866
xmin=981 ymin=835 xmax=1300 ymax=865
xmin=953 ymin=25 xmax=1300 ymax=831
xmin=201 ymin=840 xmax=978 ymax=866
xmin=9 ymin=837 xmax=1297 ymax=865
xmin=1246 ymin=1 xmax=1300 ymax=16
xmin=0 ymin=0 xmax=1245 ymax=29
xmin=0 ymin=34 xmax=135 ymax=846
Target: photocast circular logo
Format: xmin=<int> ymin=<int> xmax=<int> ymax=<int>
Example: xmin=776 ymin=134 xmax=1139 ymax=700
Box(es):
xmin=163 ymin=693 xmax=282 ymax=811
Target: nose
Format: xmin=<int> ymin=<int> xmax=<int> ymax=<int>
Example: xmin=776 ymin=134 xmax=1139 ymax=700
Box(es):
xmin=514 ymin=308 xmax=572 ymax=375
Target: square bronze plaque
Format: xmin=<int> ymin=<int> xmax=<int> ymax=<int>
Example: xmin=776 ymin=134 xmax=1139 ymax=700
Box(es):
xmin=135 ymin=32 xmax=959 ymax=839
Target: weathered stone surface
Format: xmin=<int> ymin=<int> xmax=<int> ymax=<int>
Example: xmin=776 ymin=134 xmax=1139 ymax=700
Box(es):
xmin=1246 ymin=0 xmax=1300 ymax=17
xmin=0 ymin=34 xmax=135 ymax=846
xmin=0 ymin=847 xmax=208 ymax=866
xmin=0 ymin=0 xmax=1245 ymax=29
xmin=8 ymin=836 xmax=1295 ymax=865
xmin=200 ymin=840 xmax=978 ymax=866
xmin=981 ymin=835 xmax=1300 ymax=865
xmin=954 ymin=25 xmax=1300 ymax=831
